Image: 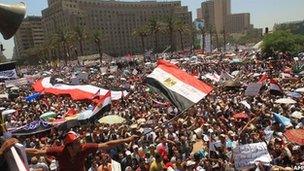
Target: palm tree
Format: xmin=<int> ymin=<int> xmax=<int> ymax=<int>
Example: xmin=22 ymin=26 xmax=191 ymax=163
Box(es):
xmin=163 ymin=16 xmax=177 ymax=52
xmin=73 ymin=26 xmax=86 ymax=56
xmin=91 ymin=30 xmax=104 ymax=64
xmin=52 ymin=28 xmax=73 ymax=64
xmin=147 ymin=17 xmax=163 ymax=52
xmin=175 ymin=21 xmax=189 ymax=51
xmin=133 ymin=25 xmax=149 ymax=53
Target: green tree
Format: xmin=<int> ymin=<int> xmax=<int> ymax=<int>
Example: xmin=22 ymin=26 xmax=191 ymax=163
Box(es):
xmin=133 ymin=25 xmax=149 ymax=53
xmin=261 ymin=30 xmax=304 ymax=56
xmin=175 ymin=21 xmax=190 ymax=51
xmin=52 ymin=28 xmax=74 ymax=64
xmin=91 ymin=30 xmax=104 ymax=64
xmin=147 ymin=17 xmax=163 ymax=52
xmin=73 ymin=26 xmax=87 ymax=56
xmin=163 ymin=16 xmax=178 ymax=52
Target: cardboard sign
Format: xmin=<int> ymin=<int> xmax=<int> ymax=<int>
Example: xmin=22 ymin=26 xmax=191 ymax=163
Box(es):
xmin=245 ymin=83 xmax=262 ymax=96
xmin=233 ymin=142 xmax=272 ymax=170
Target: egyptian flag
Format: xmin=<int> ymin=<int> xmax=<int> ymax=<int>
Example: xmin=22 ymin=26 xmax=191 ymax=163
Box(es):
xmin=91 ymin=89 xmax=101 ymax=100
xmin=90 ymin=91 xmax=111 ymax=121
xmin=269 ymin=79 xmax=283 ymax=95
xmin=146 ymin=60 xmax=213 ymax=111
xmin=258 ymin=74 xmax=268 ymax=84
xmin=33 ymin=77 xmax=127 ymax=101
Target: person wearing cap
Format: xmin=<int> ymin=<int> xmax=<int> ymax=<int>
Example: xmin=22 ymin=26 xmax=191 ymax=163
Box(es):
xmin=25 ymin=131 xmax=139 ymax=171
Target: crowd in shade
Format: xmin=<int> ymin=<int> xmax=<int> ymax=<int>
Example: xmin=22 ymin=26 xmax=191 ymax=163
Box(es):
xmin=0 ymin=48 xmax=304 ymax=171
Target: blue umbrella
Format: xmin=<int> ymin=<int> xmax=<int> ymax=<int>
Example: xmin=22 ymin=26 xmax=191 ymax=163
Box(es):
xmin=273 ymin=113 xmax=292 ymax=128
xmin=25 ymin=93 xmax=41 ymax=103
xmin=287 ymin=92 xmax=302 ymax=99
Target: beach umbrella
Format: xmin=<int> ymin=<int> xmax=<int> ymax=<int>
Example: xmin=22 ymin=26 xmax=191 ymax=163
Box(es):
xmin=65 ymin=114 xmax=79 ymax=121
xmin=40 ymin=111 xmax=57 ymax=120
xmin=291 ymin=111 xmax=303 ymax=119
xmin=295 ymin=88 xmax=304 ymax=93
xmin=98 ymin=115 xmax=126 ymax=125
xmin=284 ymin=129 xmax=304 ymax=145
xmin=2 ymin=109 xmax=16 ymax=116
xmin=275 ymin=98 xmax=297 ymax=104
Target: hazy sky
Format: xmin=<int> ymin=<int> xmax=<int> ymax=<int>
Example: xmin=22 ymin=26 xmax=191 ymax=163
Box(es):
xmin=1 ymin=0 xmax=304 ymax=58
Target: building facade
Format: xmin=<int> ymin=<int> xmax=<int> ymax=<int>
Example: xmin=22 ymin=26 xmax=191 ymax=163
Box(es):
xmin=225 ymin=13 xmax=251 ymax=34
xmin=13 ymin=16 xmax=44 ymax=60
xmin=197 ymin=0 xmax=251 ymax=34
xmin=42 ymin=0 xmax=192 ymax=57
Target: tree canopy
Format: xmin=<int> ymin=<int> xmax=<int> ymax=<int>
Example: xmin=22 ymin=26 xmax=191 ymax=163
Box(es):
xmin=261 ymin=30 xmax=304 ymax=56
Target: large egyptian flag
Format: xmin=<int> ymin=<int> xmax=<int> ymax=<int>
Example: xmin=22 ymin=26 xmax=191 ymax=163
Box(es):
xmin=146 ymin=60 xmax=213 ymax=111
xmin=89 ymin=91 xmax=112 ymax=121
xmin=33 ymin=77 xmax=127 ymax=101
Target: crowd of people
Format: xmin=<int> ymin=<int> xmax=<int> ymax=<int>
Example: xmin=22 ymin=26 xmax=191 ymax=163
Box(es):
xmin=0 ymin=49 xmax=304 ymax=171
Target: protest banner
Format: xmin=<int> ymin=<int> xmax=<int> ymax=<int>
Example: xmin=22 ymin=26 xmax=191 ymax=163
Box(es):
xmin=111 ymin=160 xmax=121 ymax=171
xmin=233 ymin=142 xmax=272 ymax=170
xmin=5 ymin=78 xmax=28 ymax=87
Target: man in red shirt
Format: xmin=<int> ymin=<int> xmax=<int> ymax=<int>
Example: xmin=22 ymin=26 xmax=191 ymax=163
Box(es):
xmin=25 ymin=131 xmax=139 ymax=171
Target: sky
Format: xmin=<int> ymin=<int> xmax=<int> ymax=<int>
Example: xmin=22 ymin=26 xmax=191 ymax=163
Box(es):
xmin=1 ymin=0 xmax=304 ymax=59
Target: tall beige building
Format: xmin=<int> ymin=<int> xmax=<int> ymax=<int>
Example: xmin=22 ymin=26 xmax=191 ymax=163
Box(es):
xmin=14 ymin=16 xmax=45 ymax=60
xmin=42 ymin=0 xmax=192 ymax=56
xmin=197 ymin=0 xmax=251 ymax=34
xmin=226 ymin=13 xmax=251 ymax=34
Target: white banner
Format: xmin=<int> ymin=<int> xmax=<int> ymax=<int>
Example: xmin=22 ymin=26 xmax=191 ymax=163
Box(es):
xmin=111 ymin=160 xmax=121 ymax=171
xmin=233 ymin=142 xmax=272 ymax=170
xmin=5 ymin=78 xmax=28 ymax=87
xmin=0 ymin=69 xmax=17 ymax=79
xmin=204 ymin=34 xmax=211 ymax=53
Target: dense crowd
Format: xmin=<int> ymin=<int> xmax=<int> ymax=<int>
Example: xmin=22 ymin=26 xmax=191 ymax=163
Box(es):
xmin=1 ymin=49 xmax=304 ymax=171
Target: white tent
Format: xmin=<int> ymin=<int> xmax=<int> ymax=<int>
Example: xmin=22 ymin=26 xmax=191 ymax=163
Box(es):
xmin=253 ymin=41 xmax=263 ymax=50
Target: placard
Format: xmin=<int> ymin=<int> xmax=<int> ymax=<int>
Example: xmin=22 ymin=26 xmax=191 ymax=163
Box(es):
xmin=245 ymin=83 xmax=262 ymax=96
xmin=233 ymin=142 xmax=272 ymax=170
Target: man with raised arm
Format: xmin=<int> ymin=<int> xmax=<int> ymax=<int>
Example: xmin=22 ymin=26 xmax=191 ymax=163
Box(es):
xmin=25 ymin=131 xmax=140 ymax=171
